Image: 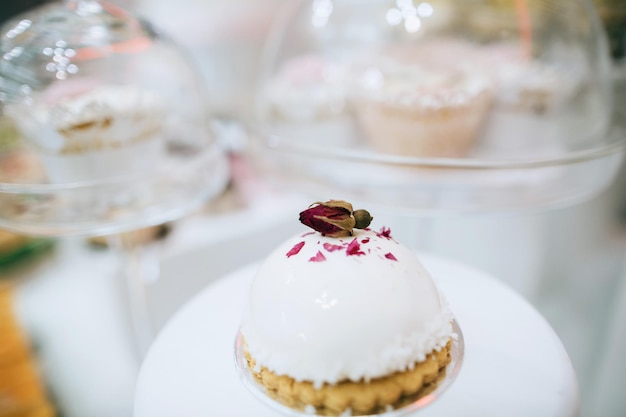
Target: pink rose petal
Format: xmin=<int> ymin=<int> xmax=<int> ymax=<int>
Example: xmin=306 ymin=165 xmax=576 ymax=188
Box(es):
xmin=346 ymin=238 xmax=365 ymax=256
xmin=376 ymin=227 xmax=392 ymax=239
xmin=384 ymin=252 xmax=398 ymax=261
xmin=323 ymin=243 xmax=344 ymax=252
xmin=286 ymin=241 xmax=305 ymax=258
xmin=361 ymin=237 xmax=370 ymax=244
xmin=309 ymin=251 xmax=327 ymax=262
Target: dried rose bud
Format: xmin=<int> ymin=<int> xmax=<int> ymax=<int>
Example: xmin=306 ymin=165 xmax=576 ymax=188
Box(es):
xmin=299 ymin=200 xmax=373 ymax=237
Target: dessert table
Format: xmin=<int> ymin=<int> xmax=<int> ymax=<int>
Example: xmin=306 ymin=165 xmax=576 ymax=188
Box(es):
xmin=134 ymin=253 xmax=579 ymax=417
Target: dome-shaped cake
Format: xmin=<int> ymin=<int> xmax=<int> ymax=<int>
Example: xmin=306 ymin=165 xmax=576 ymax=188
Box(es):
xmin=240 ymin=201 xmax=455 ymax=415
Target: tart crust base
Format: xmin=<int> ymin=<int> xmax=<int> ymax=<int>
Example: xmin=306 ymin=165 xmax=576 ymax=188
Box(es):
xmin=244 ymin=340 xmax=452 ymax=416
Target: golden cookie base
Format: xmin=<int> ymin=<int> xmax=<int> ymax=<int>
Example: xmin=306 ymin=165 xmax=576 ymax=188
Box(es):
xmin=244 ymin=340 xmax=452 ymax=416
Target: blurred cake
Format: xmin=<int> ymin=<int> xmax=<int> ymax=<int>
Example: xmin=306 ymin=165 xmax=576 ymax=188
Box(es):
xmin=352 ymin=57 xmax=492 ymax=158
xmin=263 ymin=55 xmax=357 ymax=146
xmin=476 ymin=44 xmax=589 ymax=157
xmin=480 ymin=59 xmax=562 ymax=153
xmin=241 ymin=201 xmax=455 ymax=415
xmin=9 ymin=84 xmax=166 ymax=183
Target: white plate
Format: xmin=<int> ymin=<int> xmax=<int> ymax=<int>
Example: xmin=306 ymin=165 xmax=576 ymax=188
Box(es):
xmin=134 ymin=253 xmax=579 ymax=417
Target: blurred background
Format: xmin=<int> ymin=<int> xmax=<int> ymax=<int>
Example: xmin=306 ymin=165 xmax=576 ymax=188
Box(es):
xmin=0 ymin=1 xmax=625 ymax=417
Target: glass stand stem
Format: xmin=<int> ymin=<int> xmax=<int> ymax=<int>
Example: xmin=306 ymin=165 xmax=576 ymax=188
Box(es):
xmin=109 ymin=232 xmax=160 ymax=360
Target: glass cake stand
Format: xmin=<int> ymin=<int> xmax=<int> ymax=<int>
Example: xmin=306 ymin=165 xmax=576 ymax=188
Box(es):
xmin=249 ymin=0 xmax=626 ymax=215
xmin=0 ymin=0 xmax=229 ymax=356
xmin=234 ymin=320 xmax=464 ymax=417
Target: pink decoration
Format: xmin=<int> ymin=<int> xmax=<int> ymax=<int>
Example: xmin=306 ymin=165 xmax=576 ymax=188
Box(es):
xmin=323 ymin=242 xmax=344 ymax=252
xmin=384 ymin=252 xmax=398 ymax=261
xmin=286 ymin=241 xmax=305 ymax=258
xmin=346 ymin=238 xmax=365 ymax=256
xmin=377 ymin=227 xmax=392 ymax=239
xmin=309 ymin=251 xmax=327 ymax=262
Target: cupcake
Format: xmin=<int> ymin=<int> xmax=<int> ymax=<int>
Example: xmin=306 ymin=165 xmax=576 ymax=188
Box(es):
xmin=478 ymin=56 xmax=564 ymax=156
xmin=470 ymin=41 xmax=605 ymax=158
xmin=352 ymin=57 xmax=492 ymax=158
xmin=261 ymin=54 xmax=357 ymax=147
xmin=240 ymin=200 xmax=456 ymax=415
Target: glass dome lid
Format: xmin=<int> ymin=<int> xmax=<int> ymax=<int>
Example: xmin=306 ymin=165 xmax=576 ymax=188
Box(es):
xmin=0 ymin=0 xmax=229 ymax=235
xmin=0 ymin=0 xmax=215 ymax=164
xmin=1 ymin=1 xmax=169 ymax=103
xmin=251 ymin=0 xmax=625 ymax=213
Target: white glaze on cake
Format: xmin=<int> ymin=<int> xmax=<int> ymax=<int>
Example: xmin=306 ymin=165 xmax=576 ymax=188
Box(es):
xmin=241 ymin=228 xmax=453 ymax=388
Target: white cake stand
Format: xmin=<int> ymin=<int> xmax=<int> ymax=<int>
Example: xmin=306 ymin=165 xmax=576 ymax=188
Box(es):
xmin=134 ymin=253 xmax=579 ymax=417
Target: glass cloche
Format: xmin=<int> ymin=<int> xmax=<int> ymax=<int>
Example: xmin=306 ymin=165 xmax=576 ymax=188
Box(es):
xmin=0 ymin=0 xmax=229 ymax=236
xmin=251 ymin=0 xmax=625 ymax=213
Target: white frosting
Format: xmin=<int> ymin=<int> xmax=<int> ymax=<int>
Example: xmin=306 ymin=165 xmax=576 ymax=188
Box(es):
xmin=266 ymin=55 xmax=349 ymax=122
xmin=356 ymin=63 xmax=492 ymax=111
xmin=241 ymin=228 xmax=453 ymax=387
